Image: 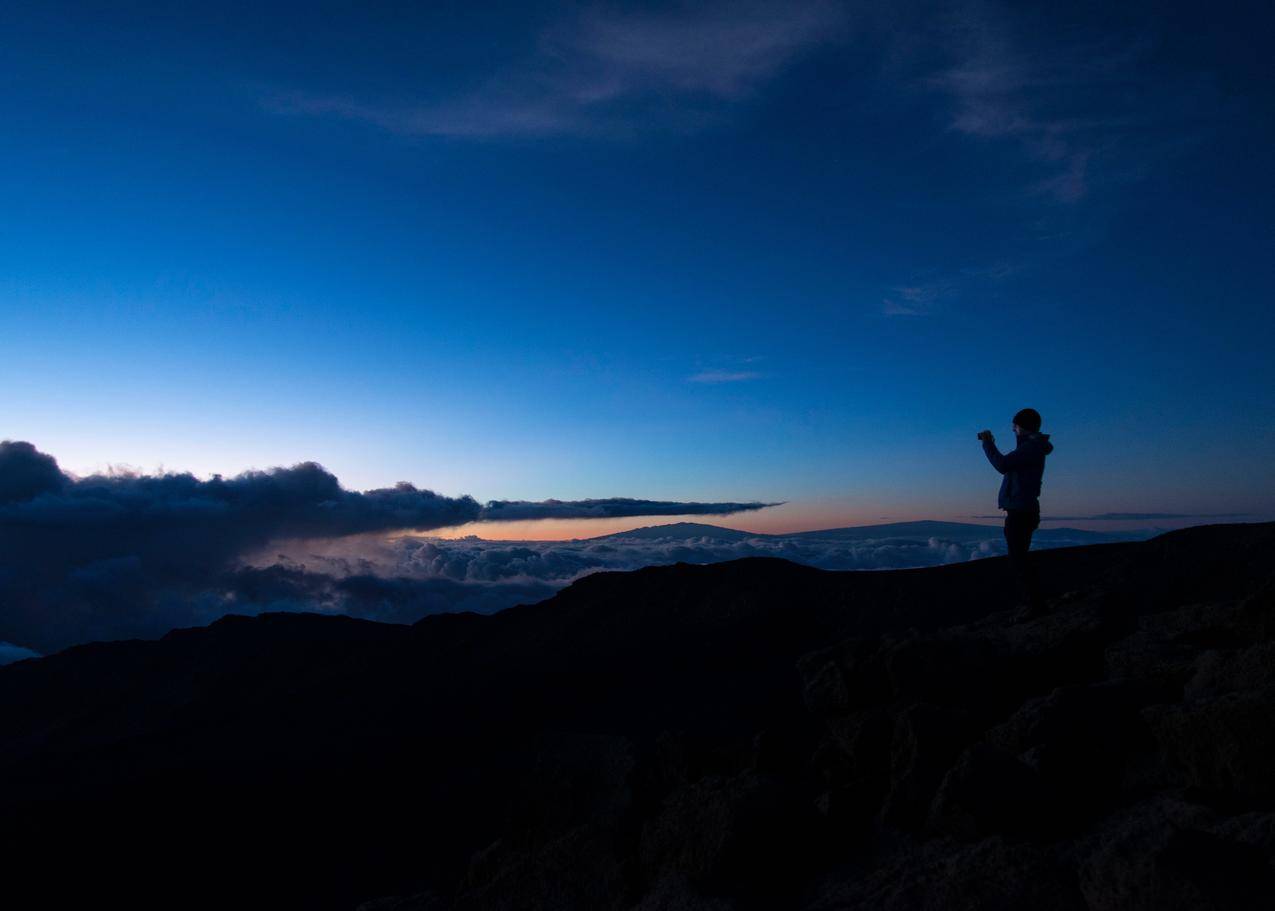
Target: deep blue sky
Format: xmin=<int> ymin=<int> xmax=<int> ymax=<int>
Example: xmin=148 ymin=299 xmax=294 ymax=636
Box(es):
xmin=2 ymin=0 xmax=1272 ymax=533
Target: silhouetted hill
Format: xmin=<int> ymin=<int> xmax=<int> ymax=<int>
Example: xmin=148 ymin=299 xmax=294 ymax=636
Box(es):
xmin=593 ymin=518 xmax=1143 ymax=545
xmin=785 ymin=519 xmax=1144 ymax=545
xmin=2 ymin=523 xmax=1273 ymax=909
xmin=788 ymin=519 xmax=1014 ymax=540
xmin=592 ymin=520 xmax=760 ymax=541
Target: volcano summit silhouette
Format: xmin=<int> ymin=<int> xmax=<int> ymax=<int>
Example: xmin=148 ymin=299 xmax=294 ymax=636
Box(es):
xmin=1 ymin=522 xmax=1273 ymax=909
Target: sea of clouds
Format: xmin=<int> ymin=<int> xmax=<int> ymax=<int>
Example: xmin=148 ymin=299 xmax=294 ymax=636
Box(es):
xmin=228 ymin=522 xmax=1123 ymax=629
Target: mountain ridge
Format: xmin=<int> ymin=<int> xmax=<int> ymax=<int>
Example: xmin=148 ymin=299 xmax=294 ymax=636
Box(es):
xmin=588 ymin=518 xmax=1146 ymax=544
xmin=1 ymin=522 xmax=1273 ymax=909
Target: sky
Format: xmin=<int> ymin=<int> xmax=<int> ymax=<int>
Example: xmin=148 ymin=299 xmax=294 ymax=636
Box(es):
xmin=2 ymin=0 xmax=1274 ymax=541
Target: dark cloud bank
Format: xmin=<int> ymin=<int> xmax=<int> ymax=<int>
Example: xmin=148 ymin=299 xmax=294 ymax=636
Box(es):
xmin=0 ymin=441 xmax=771 ymax=656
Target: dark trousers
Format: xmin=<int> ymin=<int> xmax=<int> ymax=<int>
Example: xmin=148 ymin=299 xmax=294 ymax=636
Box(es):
xmin=1004 ymin=509 xmax=1042 ymax=608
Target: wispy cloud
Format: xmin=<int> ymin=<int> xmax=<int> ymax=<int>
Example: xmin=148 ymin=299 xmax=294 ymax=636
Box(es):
xmin=923 ymin=4 xmax=1157 ymax=203
xmin=268 ymin=2 xmax=846 ymax=138
xmin=871 ymin=3 xmax=1211 ymax=315
xmin=0 ymin=641 xmax=40 ymax=666
xmin=267 ymin=90 xmax=580 ymax=140
xmin=560 ymin=1 xmax=844 ymax=99
xmin=881 ymin=255 xmax=1031 ymax=317
xmin=881 ymin=299 xmax=922 ymax=317
xmin=881 ymin=280 xmax=953 ymax=317
xmin=688 ymin=369 xmax=763 ymax=384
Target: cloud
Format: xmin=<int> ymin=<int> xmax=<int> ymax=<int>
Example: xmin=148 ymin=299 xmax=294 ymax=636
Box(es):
xmin=269 ymin=2 xmax=846 ymax=138
xmin=6 ymin=440 xmax=1166 ymax=660
xmin=560 ymin=1 xmax=844 ymax=99
xmin=881 ymin=281 xmax=955 ymax=317
xmin=688 ymin=370 xmax=763 ymax=383
xmin=925 ymin=10 xmax=1097 ymax=202
xmin=1080 ymin=512 xmax=1247 ymax=521
xmin=0 ymin=441 xmax=772 ymax=653
xmin=879 ymin=251 xmax=1038 ymax=320
xmin=916 ymin=2 xmax=1184 ymax=205
xmin=0 ymin=440 xmax=66 ymax=503
xmin=881 ymin=299 xmax=923 ymax=317
xmin=874 ymin=1 xmax=1195 ymax=314
xmin=207 ymin=564 xmax=561 ymax=627
xmin=0 ymin=642 xmax=41 ymax=666
xmin=245 ymin=530 xmax=968 ymax=627
xmin=267 ymin=92 xmax=580 ymax=140
xmin=233 ymin=520 xmax=1143 ymax=632
xmin=481 ymin=497 xmax=775 ymax=521
xmin=383 ymin=529 xmax=993 ymax=578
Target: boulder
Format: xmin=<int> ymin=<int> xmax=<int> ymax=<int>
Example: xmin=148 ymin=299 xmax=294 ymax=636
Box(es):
xmin=1077 ymin=796 xmax=1274 ymax=911
xmin=987 ymin=680 xmax=1164 ymax=827
xmin=928 ymin=743 xmax=1048 ymax=839
xmin=638 ymin=771 xmax=816 ymax=901
xmin=1144 ymin=686 xmax=1275 ymax=801
xmin=808 ymin=836 xmax=1082 ymax=910
xmin=879 ymin=702 xmax=975 ymax=830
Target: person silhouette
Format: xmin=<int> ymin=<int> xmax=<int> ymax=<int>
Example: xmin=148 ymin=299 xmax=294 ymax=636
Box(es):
xmin=979 ymin=409 xmax=1054 ymax=614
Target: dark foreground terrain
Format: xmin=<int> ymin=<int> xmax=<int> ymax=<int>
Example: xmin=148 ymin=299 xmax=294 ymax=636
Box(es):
xmin=2 ymin=523 xmax=1274 ymax=909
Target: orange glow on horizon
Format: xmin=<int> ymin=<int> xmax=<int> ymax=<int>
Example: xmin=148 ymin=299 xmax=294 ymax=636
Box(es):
xmin=396 ymin=504 xmax=1221 ymax=542
xmin=416 ymin=501 xmax=969 ymax=541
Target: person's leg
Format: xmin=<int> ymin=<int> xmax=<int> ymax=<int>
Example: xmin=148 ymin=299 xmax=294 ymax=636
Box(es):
xmin=1004 ymin=510 xmax=1042 ymax=610
xmin=1004 ymin=510 xmax=1027 ymax=580
xmin=1021 ymin=510 xmax=1042 ymax=609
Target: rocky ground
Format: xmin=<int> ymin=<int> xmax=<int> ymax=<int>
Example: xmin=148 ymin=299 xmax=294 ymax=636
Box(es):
xmin=1 ymin=522 xmax=1272 ymax=909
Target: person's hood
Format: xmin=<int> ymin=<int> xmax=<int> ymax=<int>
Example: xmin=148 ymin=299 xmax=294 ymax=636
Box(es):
xmin=1020 ymin=432 xmax=1054 ymax=455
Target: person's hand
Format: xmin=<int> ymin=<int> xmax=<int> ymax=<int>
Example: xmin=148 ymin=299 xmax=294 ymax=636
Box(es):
xmin=977 ymin=429 xmax=993 ymax=442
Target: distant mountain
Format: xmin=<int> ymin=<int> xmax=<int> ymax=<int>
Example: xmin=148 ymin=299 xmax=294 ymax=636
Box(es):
xmin=787 ymin=519 xmax=1148 ymax=546
xmin=591 ymin=521 xmax=761 ymax=541
xmin=593 ymin=518 xmax=1149 ymax=546
xmin=2 ymin=522 xmax=1273 ymax=909
xmin=787 ymin=519 xmax=1001 ymax=540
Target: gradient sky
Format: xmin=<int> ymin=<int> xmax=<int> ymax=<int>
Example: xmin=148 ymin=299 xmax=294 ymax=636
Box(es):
xmin=2 ymin=1 xmax=1273 ymax=537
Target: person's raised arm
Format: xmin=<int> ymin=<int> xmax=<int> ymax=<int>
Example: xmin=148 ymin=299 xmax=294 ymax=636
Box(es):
xmin=981 ymin=434 xmax=1029 ymax=474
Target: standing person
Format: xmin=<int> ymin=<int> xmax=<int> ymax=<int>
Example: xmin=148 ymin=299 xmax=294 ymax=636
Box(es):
xmin=978 ymin=409 xmax=1054 ymax=614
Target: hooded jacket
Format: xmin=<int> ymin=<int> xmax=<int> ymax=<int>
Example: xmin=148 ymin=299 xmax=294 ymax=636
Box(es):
xmin=983 ymin=432 xmax=1053 ymax=512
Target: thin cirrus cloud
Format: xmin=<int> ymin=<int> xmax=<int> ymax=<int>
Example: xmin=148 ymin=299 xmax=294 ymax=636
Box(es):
xmin=876 ymin=5 xmax=1187 ymax=317
xmin=269 ymin=1 xmax=1206 ymax=196
xmin=873 ymin=3 xmax=1193 ymax=316
xmin=0 ymin=440 xmax=773 ymax=653
xmin=881 ymin=282 xmax=951 ymax=317
xmin=931 ymin=49 xmax=1094 ymax=203
xmin=921 ymin=4 xmax=1183 ymax=205
xmin=268 ymin=1 xmax=847 ymax=138
xmin=688 ymin=369 xmax=763 ymax=384
xmin=0 ymin=642 xmax=41 ymax=666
